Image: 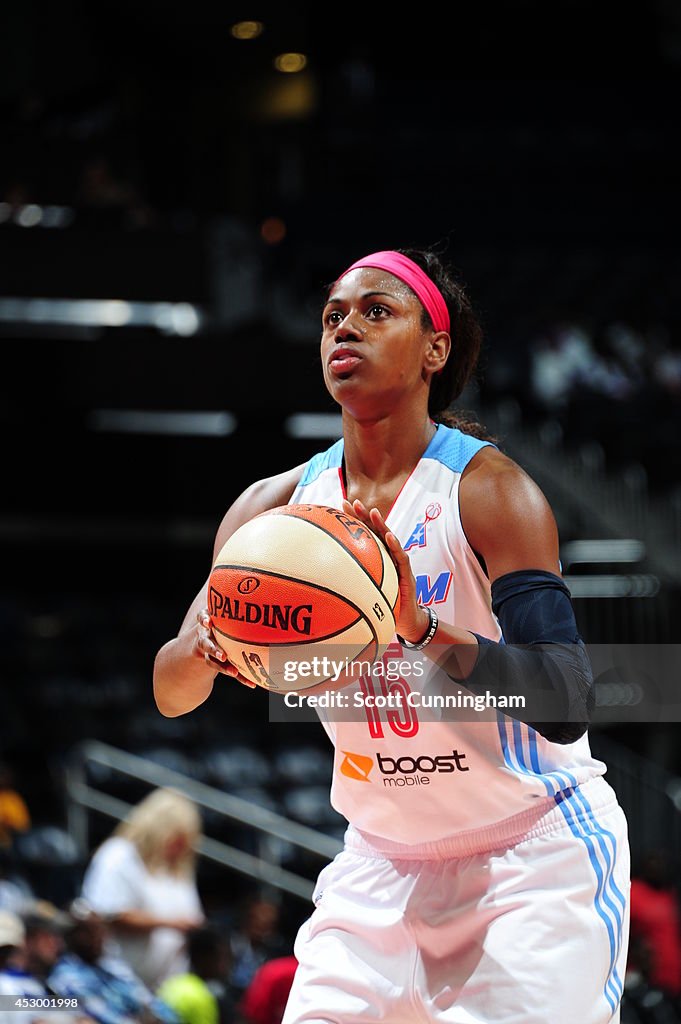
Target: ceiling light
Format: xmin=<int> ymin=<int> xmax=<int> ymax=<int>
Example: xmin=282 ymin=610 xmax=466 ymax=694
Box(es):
xmin=230 ymin=21 xmax=264 ymax=40
xmin=274 ymin=52 xmax=307 ymax=73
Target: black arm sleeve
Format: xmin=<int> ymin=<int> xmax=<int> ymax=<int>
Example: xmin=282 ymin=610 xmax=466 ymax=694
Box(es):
xmin=455 ymin=569 xmax=595 ymax=744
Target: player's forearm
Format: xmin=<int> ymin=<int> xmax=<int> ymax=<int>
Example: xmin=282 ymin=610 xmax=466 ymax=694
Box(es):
xmin=153 ymin=633 xmax=215 ymax=717
xmin=448 ymin=571 xmax=594 ymax=743
xmin=401 ymin=592 xmax=592 ymax=744
xmin=400 ymin=610 xmax=481 ymax=679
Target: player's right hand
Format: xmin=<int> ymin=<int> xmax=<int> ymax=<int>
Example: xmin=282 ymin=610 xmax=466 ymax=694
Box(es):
xmin=195 ymin=610 xmax=256 ymax=688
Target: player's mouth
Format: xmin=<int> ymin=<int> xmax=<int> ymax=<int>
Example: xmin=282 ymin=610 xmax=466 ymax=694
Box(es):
xmin=328 ymin=346 xmax=362 ymax=377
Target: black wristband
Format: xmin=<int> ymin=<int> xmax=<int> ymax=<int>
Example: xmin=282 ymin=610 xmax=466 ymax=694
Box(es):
xmin=398 ymin=606 xmax=438 ymax=651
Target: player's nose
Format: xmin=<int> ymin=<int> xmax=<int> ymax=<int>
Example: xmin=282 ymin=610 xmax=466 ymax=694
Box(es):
xmin=334 ymin=313 xmax=365 ymax=343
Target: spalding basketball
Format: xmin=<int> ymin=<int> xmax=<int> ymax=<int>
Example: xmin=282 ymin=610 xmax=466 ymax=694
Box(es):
xmin=207 ymin=504 xmax=400 ymax=692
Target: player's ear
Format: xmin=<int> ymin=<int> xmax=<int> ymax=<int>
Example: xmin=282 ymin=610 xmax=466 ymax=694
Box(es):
xmin=425 ymin=331 xmax=450 ymax=375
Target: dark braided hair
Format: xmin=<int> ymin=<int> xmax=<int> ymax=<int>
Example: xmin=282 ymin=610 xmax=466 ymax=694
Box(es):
xmin=397 ymin=247 xmax=494 ymax=441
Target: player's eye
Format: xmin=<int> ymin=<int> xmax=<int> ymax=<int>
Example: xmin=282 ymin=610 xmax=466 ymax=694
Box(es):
xmin=366 ymin=304 xmax=389 ymax=318
xmin=324 ymin=309 xmax=343 ymax=327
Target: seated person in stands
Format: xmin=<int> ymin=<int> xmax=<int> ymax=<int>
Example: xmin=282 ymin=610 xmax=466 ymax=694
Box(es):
xmin=228 ymin=896 xmax=289 ymax=1003
xmin=157 ymin=922 xmax=235 ymax=1024
xmin=0 ymin=908 xmax=25 ymax=984
xmin=0 ymin=850 xmax=33 ymax=917
xmin=48 ymin=899 xmax=180 ymax=1024
xmin=236 ymin=956 xmax=298 ymax=1024
xmin=0 ymin=903 xmax=90 ymax=1023
xmin=0 ymin=763 xmax=31 ymax=857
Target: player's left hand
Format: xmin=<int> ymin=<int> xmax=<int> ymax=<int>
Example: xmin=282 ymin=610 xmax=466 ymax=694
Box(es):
xmin=342 ymin=498 xmax=430 ymax=645
xmin=196 ymin=610 xmax=257 ymax=688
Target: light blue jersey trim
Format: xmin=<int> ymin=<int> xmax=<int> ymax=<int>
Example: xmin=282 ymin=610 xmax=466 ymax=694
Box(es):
xmin=297 ymin=424 xmax=494 ymax=490
xmin=555 ymin=788 xmax=625 ymax=1012
xmin=496 ymin=716 xmax=625 ymax=1014
xmin=297 ymin=439 xmax=344 ymax=487
xmin=425 ymin=424 xmax=496 ymax=474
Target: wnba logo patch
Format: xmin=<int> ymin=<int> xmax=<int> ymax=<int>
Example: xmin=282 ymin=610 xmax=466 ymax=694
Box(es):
xmin=340 ymin=751 xmax=373 ymax=783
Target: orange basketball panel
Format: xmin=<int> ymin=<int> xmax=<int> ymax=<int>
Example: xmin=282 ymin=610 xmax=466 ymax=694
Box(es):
xmin=208 ymin=566 xmax=362 ymax=645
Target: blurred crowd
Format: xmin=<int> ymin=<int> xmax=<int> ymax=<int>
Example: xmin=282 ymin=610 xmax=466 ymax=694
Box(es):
xmin=530 ymin=321 xmax=681 ymax=409
xmin=0 ymin=777 xmax=298 ymax=1024
xmin=526 ymin=319 xmax=681 ymax=493
xmin=4 ymin=767 xmax=681 ymax=1021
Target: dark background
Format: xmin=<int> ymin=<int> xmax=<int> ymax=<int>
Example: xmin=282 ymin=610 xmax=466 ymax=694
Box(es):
xmin=1 ymin=0 xmax=680 ymax=945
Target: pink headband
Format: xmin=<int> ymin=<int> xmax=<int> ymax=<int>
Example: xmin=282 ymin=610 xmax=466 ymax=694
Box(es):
xmin=336 ymin=250 xmax=450 ymax=334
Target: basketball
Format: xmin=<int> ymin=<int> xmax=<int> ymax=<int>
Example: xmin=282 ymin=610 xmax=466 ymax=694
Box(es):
xmin=207 ymin=504 xmax=400 ymax=692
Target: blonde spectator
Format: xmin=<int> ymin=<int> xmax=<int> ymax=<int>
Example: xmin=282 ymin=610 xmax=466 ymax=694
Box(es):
xmin=80 ymin=788 xmax=204 ymax=990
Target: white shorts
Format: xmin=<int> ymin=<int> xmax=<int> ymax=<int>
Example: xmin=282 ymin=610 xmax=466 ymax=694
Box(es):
xmin=282 ymin=776 xmax=630 ymax=1024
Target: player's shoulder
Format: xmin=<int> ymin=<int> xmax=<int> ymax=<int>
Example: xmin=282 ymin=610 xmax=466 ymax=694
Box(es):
xmin=460 ymin=443 xmax=555 ymax=525
xmin=459 ymin=443 xmax=560 ymax=571
xmin=462 ymin=444 xmax=542 ymax=498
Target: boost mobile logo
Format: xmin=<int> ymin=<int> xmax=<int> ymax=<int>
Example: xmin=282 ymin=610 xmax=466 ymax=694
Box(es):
xmin=340 ymin=751 xmax=373 ymax=783
xmin=340 ymin=749 xmax=469 ymax=788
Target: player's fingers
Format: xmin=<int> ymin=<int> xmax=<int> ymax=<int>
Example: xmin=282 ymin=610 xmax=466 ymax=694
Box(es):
xmin=343 ymin=497 xmax=367 ymax=523
xmin=344 ymin=499 xmax=391 ymax=545
xmin=204 ymin=650 xmax=224 ymax=666
xmin=196 ymin=618 xmax=227 ymax=663
xmin=203 ymin=650 xmax=256 ymax=688
xmin=368 ymin=506 xmax=390 ymax=537
xmin=385 ymin=533 xmax=415 ymax=585
xmin=384 ymin=529 xmax=408 ymax=562
xmin=382 ymin=529 xmax=418 ymax=607
xmin=215 ymin=660 xmax=257 ymax=689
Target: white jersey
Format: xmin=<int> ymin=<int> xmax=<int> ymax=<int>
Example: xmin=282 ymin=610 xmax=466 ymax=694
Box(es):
xmin=290 ymin=423 xmax=608 ymax=846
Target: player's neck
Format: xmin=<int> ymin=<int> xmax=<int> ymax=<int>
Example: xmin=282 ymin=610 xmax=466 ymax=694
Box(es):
xmin=341 ymin=413 xmax=436 ymax=506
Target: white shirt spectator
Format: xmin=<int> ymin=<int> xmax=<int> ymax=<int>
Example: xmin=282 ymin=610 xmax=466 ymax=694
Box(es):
xmin=80 ymin=836 xmax=202 ymax=990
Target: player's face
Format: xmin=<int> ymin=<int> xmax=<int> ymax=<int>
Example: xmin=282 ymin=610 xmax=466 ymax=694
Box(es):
xmin=321 ymin=267 xmax=431 ymax=416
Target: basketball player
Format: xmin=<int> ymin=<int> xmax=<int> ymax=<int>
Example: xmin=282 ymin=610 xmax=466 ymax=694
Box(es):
xmin=153 ymin=248 xmax=630 ymax=1023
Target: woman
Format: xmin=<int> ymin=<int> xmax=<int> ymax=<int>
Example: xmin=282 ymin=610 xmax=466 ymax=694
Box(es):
xmin=153 ymin=248 xmax=630 ymax=1023
xmin=80 ymin=786 xmax=204 ymax=990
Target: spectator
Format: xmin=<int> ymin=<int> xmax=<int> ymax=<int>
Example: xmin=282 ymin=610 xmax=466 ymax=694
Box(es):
xmin=629 ymin=849 xmax=681 ymax=1000
xmin=0 ymin=850 xmax=33 ymax=916
xmin=80 ymin=788 xmax=204 ymax=990
xmin=0 ymin=763 xmax=31 ymax=855
xmin=0 ymin=903 xmax=89 ymax=1023
xmin=236 ymin=957 xmax=298 ymax=1024
xmin=9 ymin=903 xmax=68 ymax=996
xmin=620 ymin=933 xmax=681 ymax=1023
xmin=529 ymin=322 xmax=597 ymax=409
xmin=652 ymin=343 xmax=681 ymax=398
xmin=48 ymin=898 xmax=181 ymax=1024
xmin=0 ymin=910 xmax=29 ymax=1024
xmin=228 ymin=898 xmax=288 ymax=1002
xmin=157 ymin=922 xmax=234 ymax=1024
xmin=0 ymin=908 xmax=24 ymax=976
